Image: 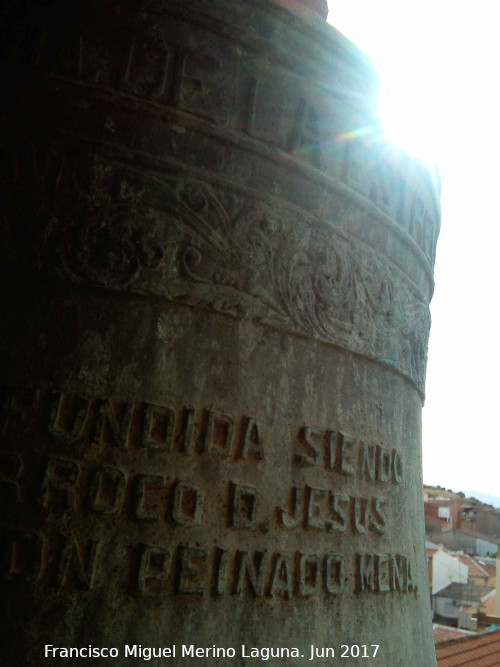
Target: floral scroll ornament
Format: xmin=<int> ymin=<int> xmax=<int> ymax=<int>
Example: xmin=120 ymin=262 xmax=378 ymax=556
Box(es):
xmin=41 ymin=154 xmax=431 ymax=393
xmin=173 ymin=180 xmax=430 ymax=392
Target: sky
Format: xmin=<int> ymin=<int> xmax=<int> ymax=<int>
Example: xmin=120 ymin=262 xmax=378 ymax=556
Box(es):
xmin=327 ymin=1 xmax=500 ymax=500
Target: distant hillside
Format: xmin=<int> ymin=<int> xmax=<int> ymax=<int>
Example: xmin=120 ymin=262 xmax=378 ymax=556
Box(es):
xmin=424 ymin=485 xmax=500 ymax=509
xmin=463 ymin=490 xmax=500 ymax=509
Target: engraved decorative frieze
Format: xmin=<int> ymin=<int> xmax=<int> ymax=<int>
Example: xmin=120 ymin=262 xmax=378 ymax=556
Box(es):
xmin=29 ymin=151 xmax=431 ymax=392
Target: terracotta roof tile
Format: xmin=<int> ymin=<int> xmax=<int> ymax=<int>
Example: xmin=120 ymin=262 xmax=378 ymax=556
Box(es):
xmin=435 ymin=629 xmax=500 ymax=666
xmin=458 ymin=555 xmax=490 ymax=579
xmin=477 ymin=560 xmax=496 ymax=578
xmin=434 ymin=626 xmax=472 ymax=644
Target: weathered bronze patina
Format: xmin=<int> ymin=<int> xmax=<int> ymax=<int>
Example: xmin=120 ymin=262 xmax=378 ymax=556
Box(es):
xmin=1 ymin=1 xmax=439 ymax=664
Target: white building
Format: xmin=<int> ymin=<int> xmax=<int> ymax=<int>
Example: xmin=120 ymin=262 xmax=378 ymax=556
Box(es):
xmin=430 ymin=547 xmax=468 ymax=596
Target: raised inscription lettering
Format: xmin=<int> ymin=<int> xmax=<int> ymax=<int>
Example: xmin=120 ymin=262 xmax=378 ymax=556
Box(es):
xmin=142 ymin=403 xmax=175 ymax=450
xmin=297 ymin=552 xmax=320 ymax=596
xmin=230 ymin=482 xmax=259 ymax=529
xmin=234 ymin=550 xmax=266 ymax=597
xmin=1 ymin=529 xmax=419 ymax=601
xmin=356 ymin=553 xmax=417 ymax=596
xmin=48 ymin=391 xmax=90 ymax=439
xmin=239 ymin=417 xmax=265 ymax=460
xmin=175 ymin=546 xmax=207 ymax=595
xmin=93 ymin=398 xmax=133 ymax=449
xmin=202 ymin=410 xmax=234 ymax=457
xmin=133 ymin=474 xmax=165 ymax=520
xmin=295 ymin=427 xmax=403 ymax=485
xmin=38 ymin=457 xmax=79 ymax=512
xmin=278 ymin=485 xmax=388 ymax=534
xmin=171 ymin=479 xmax=204 ymax=526
xmin=4 ymin=531 xmax=43 ymax=580
xmin=0 ymin=384 xmax=417 ymax=606
xmin=87 ymin=466 xmax=127 ymax=515
xmin=10 ymin=24 xmax=440 ymax=265
xmin=56 ymin=536 xmax=99 ymax=589
xmin=137 ymin=543 xmax=171 ymax=593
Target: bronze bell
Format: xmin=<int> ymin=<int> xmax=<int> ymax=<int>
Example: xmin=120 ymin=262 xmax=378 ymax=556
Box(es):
xmin=0 ymin=1 xmax=439 ymax=664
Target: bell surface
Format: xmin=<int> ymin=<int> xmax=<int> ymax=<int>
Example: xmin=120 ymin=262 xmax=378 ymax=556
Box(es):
xmin=0 ymin=1 xmax=440 ymax=664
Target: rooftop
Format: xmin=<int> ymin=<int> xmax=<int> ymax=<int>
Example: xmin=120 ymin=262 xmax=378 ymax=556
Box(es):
xmin=430 ymin=529 xmax=500 ymax=545
xmin=435 ymin=628 xmax=500 ymax=666
xmin=433 ymin=624 xmax=475 ymax=644
xmin=437 ymin=583 xmax=493 ymax=603
xmin=457 ymin=555 xmax=492 ymax=579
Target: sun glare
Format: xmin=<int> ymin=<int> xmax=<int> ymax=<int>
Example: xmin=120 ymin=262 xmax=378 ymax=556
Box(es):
xmin=331 ymin=2 xmax=500 ymax=173
xmin=329 ymin=1 xmax=452 ymax=168
xmin=330 ymin=1 xmax=500 ymax=497
xmin=376 ymin=80 xmax=443 ymax=167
